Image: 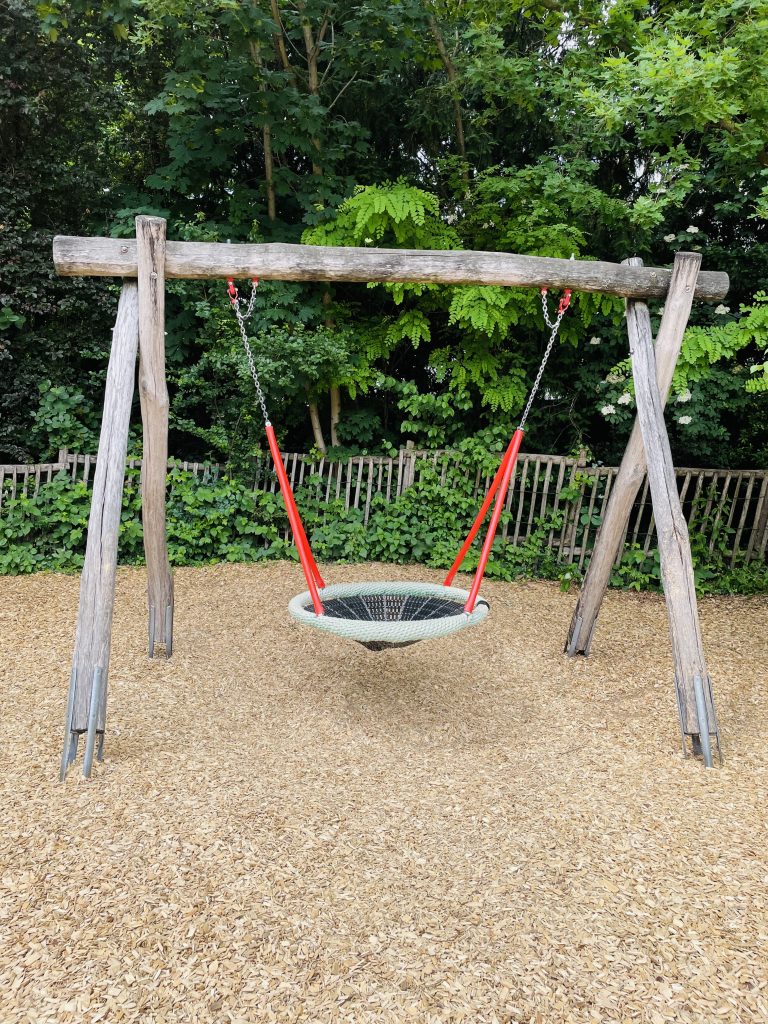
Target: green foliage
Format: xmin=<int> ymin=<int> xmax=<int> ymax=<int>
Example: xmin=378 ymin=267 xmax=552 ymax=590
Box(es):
xmin=2 ymin=0 xmax=767 ymax=470
xmin=676 ymin=293 xmax=768 ymax=391
xmin=2 ymin=460 xmax=766 ymax=597
xmin=0 ymin=307 xmax=26 ymax=331
xmin=0 ymin=467 xmax=291 ymax=574
xmin=611 ymin=544 xmax=661 ymax=592
xmin=31 ymin=381 xmax=100 ymax=460
xmin=0 ymin=474 xmax=91 ymax=574
xmin=303 ymin=181 xmax=460 ymax=353
xmin=395 ymin=381 xmax=473 ymax=447
xmin=303 ymin=183 xmax=460 ymax=251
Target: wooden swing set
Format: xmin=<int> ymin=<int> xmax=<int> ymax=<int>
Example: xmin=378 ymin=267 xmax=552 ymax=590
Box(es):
xmin=53 ymin=216 xmax=730 ymax=778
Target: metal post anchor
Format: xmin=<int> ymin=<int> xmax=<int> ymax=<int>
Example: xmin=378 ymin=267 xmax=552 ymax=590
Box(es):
xmin=83 ymin=667 xmax=105 ymax=779
xmin=60 ymin=667 xmax=79 ymax=782
xmin=692 ymin=673 xmax=713 ymax=769
xmin=164 ymin=601 xmax=174 ymax=656
xmin=148 ymin=604 xmax=156 ymax=658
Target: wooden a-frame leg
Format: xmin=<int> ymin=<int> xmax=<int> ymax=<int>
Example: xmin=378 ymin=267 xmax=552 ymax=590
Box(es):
xmin=626 ymin=265 xmax=720 ymax=766
xmin=565 ymin=251 xmax=702 ymax=657
xmin=136 ymin=216 xmax=174 ymax=658
xmin=61 ymin=283 xmax=139 ymax=780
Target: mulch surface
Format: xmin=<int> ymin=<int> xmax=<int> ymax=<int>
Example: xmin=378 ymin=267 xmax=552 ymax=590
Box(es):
xmin=1 ymin=562 xmax=767 ymax=1023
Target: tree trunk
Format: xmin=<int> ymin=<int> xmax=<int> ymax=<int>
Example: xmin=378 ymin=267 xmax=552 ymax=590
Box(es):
xmin=263 ymin=122 xmax=277 ymax=221
xmin=269 ymin=0 xmax=294 ymax=77
xmin=308 ymin=399 xmax=327 ymax=452
xmin=330 ymin=385 xmax=341 ymax=447
xmin=427 ymin=13 xmax=469 ymax=185
xmin=250 ymin=40 xmax=277 ymax=222
xmin=298 ymin=1 xmax=328 ymax=177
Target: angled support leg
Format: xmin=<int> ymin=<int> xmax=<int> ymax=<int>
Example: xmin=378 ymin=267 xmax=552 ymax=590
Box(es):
xmin=566 ymin=251 xmax=703 ymax=656
xmin=61 ymin=283 xmax=139 ymax=779
xmin=136 ymin=216 xmax=174 ymax=657
xmin=626 ymin=263 xmax=721 ymax=766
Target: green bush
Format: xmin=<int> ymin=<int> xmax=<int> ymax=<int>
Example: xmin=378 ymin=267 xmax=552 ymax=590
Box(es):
xmin=0 ymin=463 xmax=765 ymax=596
xmin=0 ymin=467 xmax=292 ymax=574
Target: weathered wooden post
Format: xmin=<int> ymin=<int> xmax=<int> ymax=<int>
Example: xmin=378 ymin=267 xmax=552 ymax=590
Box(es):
xmin=60 ymin=283 xmax=139 ymax=779
xmin=136 ymin=216 xmax=174 ymax=657
xmin=625 ymin=258 xmax=720 ymax=765
xmin=566 ymin=252 xmax=702 ymax=655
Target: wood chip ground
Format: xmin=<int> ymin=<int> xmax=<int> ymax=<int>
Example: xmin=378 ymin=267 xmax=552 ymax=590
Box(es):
xmin=1 ymin=562 xmax=767 ymax=1023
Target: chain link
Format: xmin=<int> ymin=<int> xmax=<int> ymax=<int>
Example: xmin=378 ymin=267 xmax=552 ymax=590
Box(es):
xmin=229 ymin=280 xmax=271 ymax=425
xmin=517 ymin=291 xmax=568 ymax=431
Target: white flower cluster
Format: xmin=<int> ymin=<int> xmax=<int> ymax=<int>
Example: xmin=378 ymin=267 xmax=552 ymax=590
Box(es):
xmin=605 ymin=372 xmax=624 ymax=385
xmin=600 ymin=404 xmax=616 ymax=417
xmin=714 ymin=304 xmax=730 ymax=315
xmin=676 ymin=388 xmax=692 ymax=403
xmin=664 ymin=233 xmax=676 ymax=243
xmin=617 ymin=392 xmax=632 ymax=406
xmin=686 ymin=225 xmax=699 ymax=234
xmin=589 ymin=336 xmax=601 ymax=345
xmin=677 ymin=415 xmax=692 ymax=425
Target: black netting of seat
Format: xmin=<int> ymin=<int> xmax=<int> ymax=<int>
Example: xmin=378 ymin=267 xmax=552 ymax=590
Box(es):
xmin=321 ymin=593 xmax=467 ymax=623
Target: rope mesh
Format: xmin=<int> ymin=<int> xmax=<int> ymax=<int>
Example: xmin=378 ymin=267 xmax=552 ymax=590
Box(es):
xmin=316 ymin=593 xmax=467 ymax=622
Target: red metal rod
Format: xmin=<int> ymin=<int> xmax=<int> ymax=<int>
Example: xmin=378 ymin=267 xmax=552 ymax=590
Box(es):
xmin=285 ymin=488 xmax=326 ymax=590
xmin=444 ymin=430 xmax=524 ymax=587
xmin=463 ymin=428 xmax=525 ymax=612
xmin=265 ymin=424 xmax=325 ymax=613
xmin=265 ymin=425 xmax=325 ymax=590
xmin=264 ymin=426 xmax=325 ymax=589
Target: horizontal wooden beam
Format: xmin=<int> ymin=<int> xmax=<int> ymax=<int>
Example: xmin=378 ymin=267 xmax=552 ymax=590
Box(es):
xmin=53 ymin=236 xmax=729 ymax=300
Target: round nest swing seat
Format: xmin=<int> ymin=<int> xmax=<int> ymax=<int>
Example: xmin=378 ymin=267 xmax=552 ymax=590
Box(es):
xmin=288 ymin=581 xmax=490 ymax=651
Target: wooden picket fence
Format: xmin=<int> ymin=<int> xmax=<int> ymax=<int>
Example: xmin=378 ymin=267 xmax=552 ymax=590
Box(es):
xmin=2 ymin=446 xmax=767 ymax=567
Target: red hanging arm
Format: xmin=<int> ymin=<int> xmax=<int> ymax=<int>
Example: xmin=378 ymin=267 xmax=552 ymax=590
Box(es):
xmin=265 ymin=424 xmax=325 ymax=614
xmin=462 ymin=430 xmax=523 ymax=612
xmin=444 ymin=431 xmax=523 ymax=588
xmin=451 ymin=287 xmax=571 ymax=613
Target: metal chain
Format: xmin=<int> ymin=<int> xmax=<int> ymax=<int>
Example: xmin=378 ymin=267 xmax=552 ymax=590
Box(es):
xmin=229 ymin=280 xmax=271 ymax=426
xmin=517 ymin=290 xmax=569 ymax=431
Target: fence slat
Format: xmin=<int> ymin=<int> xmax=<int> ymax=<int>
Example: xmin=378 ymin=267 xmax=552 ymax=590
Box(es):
xmin=565 ymin=463 xmax=586 ymax=559
xmin=512 ymin=459 xmax=531 ymax=548
xmin=364 ymin=459 xmax=375 ymax=525
xmin=547 ymin=461 xmax=567 ymax=554
xmin=345 ymin=458 xmax=354 ymax=510
xmin=353 ymin=458 xmax=364 ymax=510
xmin=708 ymin=473 xmax=733 ymax=554
xmin=745 ymin=475 xmax=768 ymax=561
xmin=578 ymin=471 xmax=603 ymax=569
